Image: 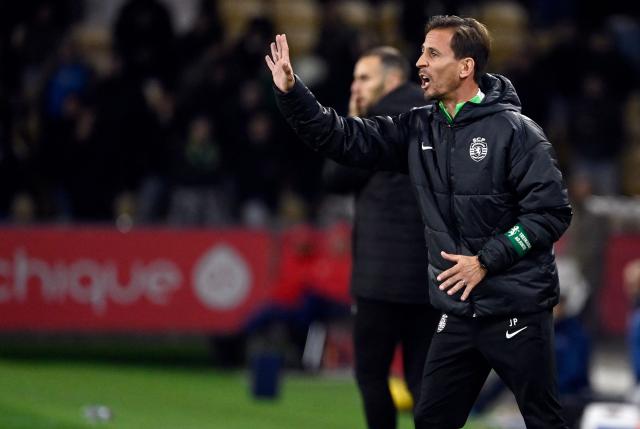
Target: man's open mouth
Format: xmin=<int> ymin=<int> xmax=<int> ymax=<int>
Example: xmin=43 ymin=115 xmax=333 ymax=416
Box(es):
xmin=419 ymin=73 xmax=430 ymax=90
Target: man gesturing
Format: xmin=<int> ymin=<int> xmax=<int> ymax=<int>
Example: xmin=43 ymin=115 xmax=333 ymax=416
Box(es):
xmin=266 ymin=34 xmax=488 ymax=300
xmin=266 ymin=16 xmax=571 ymax=429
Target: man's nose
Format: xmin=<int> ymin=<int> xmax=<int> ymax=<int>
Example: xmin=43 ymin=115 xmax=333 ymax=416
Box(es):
xmin=416 ymin=54 xmax=427 ymax=68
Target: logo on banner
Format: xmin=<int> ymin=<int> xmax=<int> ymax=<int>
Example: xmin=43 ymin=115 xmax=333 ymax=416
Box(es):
xmin=0 ymin=248 xmax=182 ymax=315
xmin=192 ymin=245 xmax=251 ymax=310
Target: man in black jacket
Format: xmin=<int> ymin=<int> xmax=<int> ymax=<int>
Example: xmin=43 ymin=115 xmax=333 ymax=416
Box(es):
xmin=265 ymin=15 xmax=571 ymax=429
xmin=322 ymin=46 xmax=439 ymax=429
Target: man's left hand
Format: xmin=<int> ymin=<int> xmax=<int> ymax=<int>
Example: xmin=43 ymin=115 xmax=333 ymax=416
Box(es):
xmin=437 ymin=251 xmax=488 ymax=301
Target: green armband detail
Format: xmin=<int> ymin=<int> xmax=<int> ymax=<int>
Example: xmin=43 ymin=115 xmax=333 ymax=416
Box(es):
xmin=504 ymin=223 xmax=532 ymax=257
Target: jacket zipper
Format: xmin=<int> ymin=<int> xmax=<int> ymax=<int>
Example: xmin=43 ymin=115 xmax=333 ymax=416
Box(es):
xmin=446 ymin=123 xmax=462 ymax=254
xmin=447 ymin=122 xmax=474 ymax=312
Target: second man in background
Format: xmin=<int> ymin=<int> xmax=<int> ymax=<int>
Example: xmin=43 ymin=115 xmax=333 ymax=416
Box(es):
xmin=322 ymin=47 xmax=439 ymax=429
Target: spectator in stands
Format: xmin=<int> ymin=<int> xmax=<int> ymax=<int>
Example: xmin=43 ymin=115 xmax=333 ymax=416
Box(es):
xmin=175 ymin=0 xmax=223 ymax=71
xmin=168 ymin=115 xmax=230 ymax=225
xmin=567 ymin=71 xmax=624 ymax=195
xmin=114 ymin=0 xmax=176 ymax=85
xmin=39 ymin=36 xmax=94 ymax=219
xmin=236 ymin=111 xmax=282 ymax=224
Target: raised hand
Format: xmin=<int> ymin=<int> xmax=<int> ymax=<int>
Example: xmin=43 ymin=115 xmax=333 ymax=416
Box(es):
xmin=265 ymin=34 xmax=295 ymax=93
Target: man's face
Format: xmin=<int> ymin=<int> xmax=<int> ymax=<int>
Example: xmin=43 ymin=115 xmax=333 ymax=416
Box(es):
xmin=416 ymin=28 xmax=464 ymax=100
xmin=350 ymin=56 xmax=387 ymax=115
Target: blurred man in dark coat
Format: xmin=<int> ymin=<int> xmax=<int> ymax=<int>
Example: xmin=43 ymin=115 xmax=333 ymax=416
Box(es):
xmin=322 ymin=46 xmax=439 ymax=429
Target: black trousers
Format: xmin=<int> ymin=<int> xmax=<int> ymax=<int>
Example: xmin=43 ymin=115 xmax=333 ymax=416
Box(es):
xmin=354 ymin=297 xmax=440 ymax=429
xmin=414 ymin=310 xmax=569 ymax=429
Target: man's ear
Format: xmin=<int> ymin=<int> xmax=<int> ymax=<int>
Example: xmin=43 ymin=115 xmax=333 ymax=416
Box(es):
xmin=459 ymin=58 xmax=475 ymax=79
xmin=383 ymin=70 xmax=404 ymax=93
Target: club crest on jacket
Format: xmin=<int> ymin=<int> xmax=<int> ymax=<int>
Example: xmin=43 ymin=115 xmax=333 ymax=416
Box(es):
xmin=470 ymin=137 xmax=488 ymax=162
xmin=437 ymin=314 xmax=448 ymax=333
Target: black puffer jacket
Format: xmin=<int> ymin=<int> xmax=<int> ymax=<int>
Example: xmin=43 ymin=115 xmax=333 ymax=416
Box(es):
xmin=322 ymin=83 xmax=430 ymax=303
xmin=276 ymin=73 xmax=572 ymax=317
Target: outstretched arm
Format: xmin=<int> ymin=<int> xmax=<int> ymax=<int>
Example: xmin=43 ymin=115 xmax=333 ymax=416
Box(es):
xmin=265 ymin=34 xmax=413 ymax=172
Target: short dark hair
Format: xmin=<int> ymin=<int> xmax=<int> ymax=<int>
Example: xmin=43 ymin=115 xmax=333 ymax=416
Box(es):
xmin=425 ymin=15 xmax=491 ymax=82
xmin=361 ymin=46 xmax=410 ymax=82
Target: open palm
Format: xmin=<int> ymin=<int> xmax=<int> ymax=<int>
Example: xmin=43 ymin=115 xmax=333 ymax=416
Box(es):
xmin=265 ymin=34 xmax=295 ymax=93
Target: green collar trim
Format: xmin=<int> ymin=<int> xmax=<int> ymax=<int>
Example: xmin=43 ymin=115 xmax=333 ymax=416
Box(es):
xmin=438 ymin=88 xmax=485 ymax=124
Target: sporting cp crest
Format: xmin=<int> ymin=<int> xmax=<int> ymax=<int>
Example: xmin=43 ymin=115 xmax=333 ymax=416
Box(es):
xmin=437 ymin=314 xmax=448 ymax=333
xmin=469 ymin=137 xmax=488 ymax=162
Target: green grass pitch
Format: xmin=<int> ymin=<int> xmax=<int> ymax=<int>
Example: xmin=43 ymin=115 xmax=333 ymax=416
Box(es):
xmin=0 ymin=359 xmax=487 ymax=428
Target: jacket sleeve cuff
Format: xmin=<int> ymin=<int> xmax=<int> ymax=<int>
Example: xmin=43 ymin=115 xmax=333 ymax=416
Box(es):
xmin=477 ymin=235 xmax=519 ymax=274
xmin=274 ymin=75 xmax=305 ymax=103
xmin=274 ymin=75 xmax=320 ymax=120
xmin=478 ymin=223 xmax=534 ymax=274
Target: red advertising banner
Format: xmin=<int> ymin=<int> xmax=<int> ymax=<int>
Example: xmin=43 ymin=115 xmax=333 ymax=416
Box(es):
xmin=0 ymin=228 xmax=274 ymax=333
xmin=600 ymin=234 xmax=640 ymax=335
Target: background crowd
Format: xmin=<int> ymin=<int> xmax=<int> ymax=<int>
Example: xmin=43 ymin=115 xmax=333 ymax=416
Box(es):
xmin=1 ymin=0 xmax=639 ymax=228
